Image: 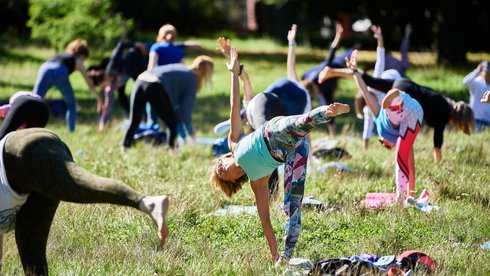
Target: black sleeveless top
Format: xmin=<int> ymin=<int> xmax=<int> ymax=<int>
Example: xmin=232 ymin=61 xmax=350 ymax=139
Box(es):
xmin=49 ymin=53 xmax=76 ymax=74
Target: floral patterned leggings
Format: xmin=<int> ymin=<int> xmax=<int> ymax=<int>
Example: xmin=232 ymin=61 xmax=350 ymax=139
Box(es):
xmin=263 ymin=106 xmax=332 ymax=259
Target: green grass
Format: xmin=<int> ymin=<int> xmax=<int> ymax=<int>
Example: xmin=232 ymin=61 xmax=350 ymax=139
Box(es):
xmin=1 ymin=38 xmax=489 ymax=275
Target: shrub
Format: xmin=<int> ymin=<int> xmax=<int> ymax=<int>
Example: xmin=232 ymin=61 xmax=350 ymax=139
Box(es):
xmin=28 ymin=0 xmax=132 ymax=52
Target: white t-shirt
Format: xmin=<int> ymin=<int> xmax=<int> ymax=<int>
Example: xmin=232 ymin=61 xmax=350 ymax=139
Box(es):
xmin=0 ymin=133 xmax=29 ymax=234
xmin=463 ymin=69 xmax=490 ymax=122
xmin=9 ymin=91 xmax=41 ymax=104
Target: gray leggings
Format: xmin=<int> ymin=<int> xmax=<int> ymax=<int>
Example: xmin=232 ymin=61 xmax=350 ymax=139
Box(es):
xmin=3 ymin=128 xmax=143 ymax=275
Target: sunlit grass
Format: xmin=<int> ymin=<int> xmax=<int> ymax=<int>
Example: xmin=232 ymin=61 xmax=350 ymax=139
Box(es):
xmin=1 ymin=38 xmax=489 ymax=275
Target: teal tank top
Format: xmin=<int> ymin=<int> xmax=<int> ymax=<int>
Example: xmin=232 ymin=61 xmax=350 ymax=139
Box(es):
xmin=234 ymin=125 xmax=283 ymax=181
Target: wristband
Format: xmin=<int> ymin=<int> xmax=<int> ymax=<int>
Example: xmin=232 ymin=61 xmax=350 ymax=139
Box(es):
xmin=288 ymin=42 xmax=296 ymax=47
xmin=352 ymin=69 xmax=359 ymax=74
xmin=238 ymin=63 xmax=244 ymax=76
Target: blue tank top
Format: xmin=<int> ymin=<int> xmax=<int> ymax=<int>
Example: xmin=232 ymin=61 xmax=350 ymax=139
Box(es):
xmin=149 ymin=42 xmax=185 ymax=66
xmin=234 ymin=125 xmax=283 ymax=181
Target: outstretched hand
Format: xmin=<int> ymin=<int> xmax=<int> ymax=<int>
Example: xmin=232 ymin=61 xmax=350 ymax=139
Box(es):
xmin=335 ymin=23 xmax=344 ymax=38
xmin=370 ymin=25 xmax=382 ymax=40
xmin=345 ymin=49 xmax=359 ymax=71
xmin=217 ymin=37 xmax=231 ymax=58
xmin=287 ymin=24 xmax=297 ymax=44
xmin=227 ymin=48 xmax=240 ymax=75
xmin=481 ymin=91 xmax=490 ymax=103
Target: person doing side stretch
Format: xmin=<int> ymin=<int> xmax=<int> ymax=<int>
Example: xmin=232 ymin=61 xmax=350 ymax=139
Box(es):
xmin=301 ymin=23 xmax=354 ymax=137
xmin=0 ymin=128 xmax=170 ymax=275
xmin=215 ymin=27 xmax=311 ymax=199
xmin=33 ymin=39 xmax=103 ymax=132
xmin=209 ymin=48 xmax=350 ymax=264
xmin=462 ymin=61 xmax=490 ymax=131
xmin=0 ymin=91 xmax=49 ymax=139
xmin=363 ymin=23 xmax=412 ymax=75
xmin=359 ymin=25 xmax=403 ymax=149
xmin=123 ymin=56 xmax=214 ymax=150
xmin=216 ymin=25 xmax=311 ymax=133
xmin=320 ymin=60 xmax=474 ymax=162
xmin=347 ymin=50 xmax=423 ymax=199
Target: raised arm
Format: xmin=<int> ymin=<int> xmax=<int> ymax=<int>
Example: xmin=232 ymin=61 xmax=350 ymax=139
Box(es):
xmin=325 ymin=23 xmax=344 ymax=66
xmin=227 ymin=48 xmax=245 ymax=149
xmin=147 ymin=52 xmax=158 ymax=70
xmin=105 ymin=30 xmax=128 ymax=76
xmin=400 ymin=23 xmax=412 ymax=71
xmin=346 ymin=50 xmax=381 ymax=117
xmin=183 ymin=40 xmax=202 ymax=50
xmin=463 ymin=63 xmax=483 ymax=88
xmin=330 ymin=23 xmax=344 ymax=49
xmin=217 ymin=37 xmax=254 ymax=101
xmin=371 ymin=25 xmax=385 ymax=78
xmin=287 ymin=24 xmax=298 ymax=81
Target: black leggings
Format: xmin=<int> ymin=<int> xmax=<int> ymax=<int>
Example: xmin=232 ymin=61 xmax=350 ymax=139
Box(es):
xmin=361 ymin=74 xmax=451 ymax=148
xmin=0 ymin=96 xmax=49 ymax=140
xmin=4 ymin=128 xmax=143 ymax=275
xmin=123 ymin=79 xmax=178 ymax=148
xmin=247 ymin=93 xmax=286 ymax=130
xmin=117 ymin=83 xmax=131 ymax=114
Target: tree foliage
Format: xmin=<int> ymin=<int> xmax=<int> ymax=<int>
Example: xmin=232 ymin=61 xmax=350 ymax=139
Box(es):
xmin=28 ymin=0 xmax=132 ymax=52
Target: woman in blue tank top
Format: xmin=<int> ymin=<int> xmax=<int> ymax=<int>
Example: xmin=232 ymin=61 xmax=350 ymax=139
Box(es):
xmin=208 ymin=45 xmax=350 ymax=265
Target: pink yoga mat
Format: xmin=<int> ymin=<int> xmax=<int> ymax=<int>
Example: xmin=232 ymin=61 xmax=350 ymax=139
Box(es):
xmin=362 ymin=193 xmax=397 ymax=208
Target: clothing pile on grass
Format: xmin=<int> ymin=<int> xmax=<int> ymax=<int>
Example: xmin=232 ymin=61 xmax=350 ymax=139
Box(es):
xmin=133 ymin=123 xmax=167 ymax=145
xmin=287 ymin=250 xmax=435 ymax=275
xmin=310 ymin=137 xmax=355 ymax=174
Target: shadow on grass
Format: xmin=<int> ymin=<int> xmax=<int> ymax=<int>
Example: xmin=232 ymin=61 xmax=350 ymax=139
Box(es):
xmin=0 ymin=46 xmax=46 ymax=64
xmin=0 ymin=80 xmax=34 ymax=93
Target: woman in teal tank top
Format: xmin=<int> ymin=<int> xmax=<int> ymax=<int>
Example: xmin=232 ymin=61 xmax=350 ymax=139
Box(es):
xmin=208 ymin=45 xmax=350 ymax=265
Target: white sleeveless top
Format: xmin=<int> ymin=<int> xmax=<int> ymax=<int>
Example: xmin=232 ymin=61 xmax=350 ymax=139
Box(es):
xmin=0 ymin=133 xmax=29 ymax=234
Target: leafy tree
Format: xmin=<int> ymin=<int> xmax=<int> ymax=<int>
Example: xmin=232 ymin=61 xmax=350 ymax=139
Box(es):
xmin=0 ymin=0 xmax=29 ymax=35
xmin=28 ymin=0 xmax=132 ymax=52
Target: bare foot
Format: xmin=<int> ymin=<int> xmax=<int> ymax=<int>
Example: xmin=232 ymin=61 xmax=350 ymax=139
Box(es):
xmin=326 ymin=102 xmax=350 ymax=117
xmin=139 ymin=196 xmax=170 ymax=246
xmin=318 ymin=66 xmax=334 ymax=84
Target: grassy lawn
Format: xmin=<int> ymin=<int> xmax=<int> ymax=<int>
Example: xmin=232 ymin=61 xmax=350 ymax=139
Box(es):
xmin=0 ymin=37 xmax=489 ymax=275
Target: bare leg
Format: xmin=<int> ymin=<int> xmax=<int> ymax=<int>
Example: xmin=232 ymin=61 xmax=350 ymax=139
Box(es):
xmin=139 ymin=196 xmax=170 ymax=246
xmin=433 ymin=147 xmax=442 ymax=163
xmin=327 ymin=123 xmax=336 ymax=137
xmin=318 ymin=67 xmax=354 ymax=83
